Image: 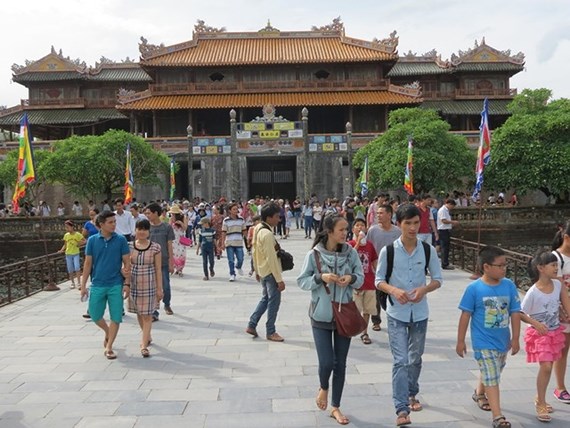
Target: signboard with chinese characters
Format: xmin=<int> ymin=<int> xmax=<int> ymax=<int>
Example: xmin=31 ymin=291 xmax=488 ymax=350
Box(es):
xmin=192 ymin=137 xmax=232 ymax=155
xmin=308 ymin=135 xmax=348 ymax=152
xmin=236 ymin=120 xmax=303 ymax=140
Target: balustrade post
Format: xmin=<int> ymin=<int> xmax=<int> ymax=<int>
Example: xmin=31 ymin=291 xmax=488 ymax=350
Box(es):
xmin=24 ymin=256 xmax=30 ymax=297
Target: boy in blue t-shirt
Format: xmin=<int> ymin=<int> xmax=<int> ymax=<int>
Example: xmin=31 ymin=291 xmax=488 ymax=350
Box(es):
xmin=456 ymin=246 xmax=521 ymax=428
xmin=196 ymin=217 xmax=217 ymax=280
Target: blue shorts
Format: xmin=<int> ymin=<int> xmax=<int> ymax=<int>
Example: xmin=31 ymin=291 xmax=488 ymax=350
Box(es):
xmin=65 ymin=254 xmax=80 ymax=273
xmin=88 ymin=284 xmax=124 ymax=324
xmin=474 ymin=349 xmax=507 ymax=386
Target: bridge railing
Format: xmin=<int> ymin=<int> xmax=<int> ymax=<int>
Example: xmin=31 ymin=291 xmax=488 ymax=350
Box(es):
xmin=0 ymin=248 xmax=84 ymax=307
xmin=450 ymin=237 xmax=533 ymax=291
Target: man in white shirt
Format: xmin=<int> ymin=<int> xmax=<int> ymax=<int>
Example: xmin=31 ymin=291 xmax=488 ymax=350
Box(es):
xmin=437 ymin=198 xmax=459 ymax=269
xmin=71 ymin=201 xmax=83 ymax=217
xmin=114 ymin=198 xmax=134 ymax=242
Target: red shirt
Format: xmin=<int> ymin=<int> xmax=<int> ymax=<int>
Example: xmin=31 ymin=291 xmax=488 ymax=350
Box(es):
xmin=348 ymin=240 xmax=378 ymax=290
xmin=418 ymin=206 xmax=432 ymax=234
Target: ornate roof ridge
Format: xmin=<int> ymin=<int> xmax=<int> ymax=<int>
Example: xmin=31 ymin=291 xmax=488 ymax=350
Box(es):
xmin=12 ymin=46 xmax=87 ymax=75
xmin=399 ymin=49 xmax=450 ymax=67
xmin=388 ymin=82 xmax=422 ymax=98
xmin=450 ymin=37 xmax=525 ymax=65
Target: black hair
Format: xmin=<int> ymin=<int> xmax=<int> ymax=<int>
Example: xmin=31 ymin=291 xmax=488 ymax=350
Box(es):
xmin=114 ymin=198 xmax=124 ymax=205
xmin=260 ymin=201 xmax=280 ymax=222
xmin=173 ymin=213 xmax=184 ymax=222
xmin=528 ymin=249 xmax=558 ymax=282
xmin=478 ymin=245 xmax=505 ymax=273
xmin=353 ymin=218 xmax=366 ymax=227
xmin=378 ymin=203 xmax=393 ymax=216
xmin=551 ymin=220 xmax=570 ymax=250
xmin=135 ymin=218 xmax=151 ymax=230
xmin=90 ymin=207 xmax=100 ymax=215
xmin=146 ymin=202 xmax=162 ymax=215
xmin=312 ymin=214 xmax=346 ymax=251
xmin=395 ymin=203 xmax=420 ymax=223
xmin=445 ymin=198 xmax=457 ymax=206
xmin=96 ymin=210 xmax=116 ymax=227
xmin=252 ymin=215 xmax=261 ymax=223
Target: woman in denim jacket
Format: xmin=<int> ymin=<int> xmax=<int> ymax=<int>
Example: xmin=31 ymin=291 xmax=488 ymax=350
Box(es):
xmin=297 ymin=214 xmax=364 ymax=425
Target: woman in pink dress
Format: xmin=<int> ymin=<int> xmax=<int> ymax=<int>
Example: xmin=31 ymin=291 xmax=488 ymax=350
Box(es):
xmin=169 ymin=204 xmax=189 ymax=277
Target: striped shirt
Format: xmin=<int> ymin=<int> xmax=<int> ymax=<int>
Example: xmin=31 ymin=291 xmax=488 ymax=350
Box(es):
xmin=222 ymin=216 xmax=246 ymax=247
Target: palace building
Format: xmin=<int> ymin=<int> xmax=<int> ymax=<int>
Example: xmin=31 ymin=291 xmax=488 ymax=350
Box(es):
xmin=0 ymin=19 xmax=524 ymax=202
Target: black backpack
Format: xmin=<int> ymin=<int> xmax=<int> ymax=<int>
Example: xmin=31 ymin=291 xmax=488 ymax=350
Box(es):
xmin=379 ymin=241 xmax=431 ymax=310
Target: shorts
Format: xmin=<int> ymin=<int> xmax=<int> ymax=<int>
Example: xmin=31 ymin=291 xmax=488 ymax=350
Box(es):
xmin=474 ymin=349 xmax=507 ymax=386
xmin=354 ymin=289 xmax=378 ymax=316
xmin=88 ymin=284 xmax=124 ymax=324
xmin=65 ymin=254 xmax=80 ymax=273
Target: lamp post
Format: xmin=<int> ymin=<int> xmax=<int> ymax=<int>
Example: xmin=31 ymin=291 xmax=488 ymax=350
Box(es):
xmin=346 ymin=121 xmax=354 ymax=196
xmin=187 ymin=124 xmax=193 ymax=200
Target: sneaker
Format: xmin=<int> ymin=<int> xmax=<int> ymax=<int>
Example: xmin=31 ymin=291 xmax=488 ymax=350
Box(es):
xmin=210 ymin=270 xmax=215 ymax=278
xmin=266 ymin=333 xmax=284 ymax=342
xmin=82 ymin=312 xmax=91 ymax=319
xmin=70 ymin=283 xmax=76 ymax=289
xmin=237 ymin=268 xmax=244 ymax=276
xmin=553 ymin=389 xmax=570 ymax=403
xmin=203 ymin=276 xmax=209 ymax=281
xmin=165 ymin=306 xmax=174 ymax=315
xmin=442 ymin=265 xmax=455 ymax=270
xmin=229 ymin=275 xmax=236 ymax=282
xmin=152 ymin=314 xmax=159 ymax=322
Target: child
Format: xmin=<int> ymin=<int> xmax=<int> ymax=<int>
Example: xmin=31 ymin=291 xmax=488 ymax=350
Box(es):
xmin=247 ymin=215 xmax=261 ymax=276
xmin=520 ymin=250 xmax=570 ymax=422
xmin=284 ymin=205 xmax=292 ymax=239
xmin=348 ymin=218 xmax=378 ymax=345
xmin=58 ymin=220 xmax=86 ymax=289
xmin=456 ymin=246 xmax=521 ymax=428
xmin=196 ymin=217 xmax=216 ymax=280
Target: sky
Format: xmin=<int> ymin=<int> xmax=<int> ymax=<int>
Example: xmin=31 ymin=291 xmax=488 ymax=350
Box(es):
xmin=1 ymin=0 xmax=569 ymax=107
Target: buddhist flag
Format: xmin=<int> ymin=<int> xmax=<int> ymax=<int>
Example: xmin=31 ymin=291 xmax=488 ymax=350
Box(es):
xmin=11 ymin=113 xmax=36 ymax=214
xmin=124 ymin=143 xmax=134 ymax=204
xmin=403 ymin=137 xmax=414 ymax=195
xmin=472 ymin=98 xmax=491 ymax=199
xmin=359 ymin=156 xmax=369 ymax=197
xmin=169 ymin=159 xmax=175 ymax=201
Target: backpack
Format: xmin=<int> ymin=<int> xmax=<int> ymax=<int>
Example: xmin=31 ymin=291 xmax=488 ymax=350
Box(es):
xmin=379 ymin=241 xmax=431 ymax=310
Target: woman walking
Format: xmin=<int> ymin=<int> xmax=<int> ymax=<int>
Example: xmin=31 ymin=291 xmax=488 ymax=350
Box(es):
xmin=211 ymin=205 xmax=225 ymax=260
xmin=129 ymin=219 xmax=163 ymax=357
xmin=169 ymin=205 xmax=189 ymax=277
xmin=297 ymin=214 xmax=364 ymax=425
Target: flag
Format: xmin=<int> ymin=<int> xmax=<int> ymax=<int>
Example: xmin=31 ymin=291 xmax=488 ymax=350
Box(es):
xmin=359 ymin=156 xmax=369 ymax=197
xmin=472 ymin=98 xmax=491 ymax=200
xmin=169 ymin=159 xmax=175 ymax=201
xmin=124 ymin=143 xmax=134 ymax=204
xmin=11 ymin=113 xmax=36 ymax=214
xmin=403 ymin=137 xmax=414 ymax=195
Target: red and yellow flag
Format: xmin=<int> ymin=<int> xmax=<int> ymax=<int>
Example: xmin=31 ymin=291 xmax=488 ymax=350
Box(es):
xmin=403 ymin=137 xmax=414 ymax=195
xmin=12 ymin=113 xmax=36 ymax=213
xmin=124 ymin=143 xmax=134 ymax=204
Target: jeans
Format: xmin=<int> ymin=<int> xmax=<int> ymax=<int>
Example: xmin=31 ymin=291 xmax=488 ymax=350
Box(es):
xmin=312 ymin=326 xmax=352 ymax=408
xmin=304 ymin=216 xmax=313 ymax=237
xmin=226 ymin=246 xmax=244 ymax=276
xmin=418 ymin=233 xmax=432 ymax=245
xmin=202 ymin=248 xmax=214 ymax=277
xmin=153 ymin=265 xmax=171 ymax=316
xmin=439 ymin=229 xmax=451 ymax=267
xmin=387 ymin=315 xmax=428 ymax=415
xmin=294 ymin=211 xmax=301 ymax=228
xmin=248 ymin=274 xmax=281 ymax=336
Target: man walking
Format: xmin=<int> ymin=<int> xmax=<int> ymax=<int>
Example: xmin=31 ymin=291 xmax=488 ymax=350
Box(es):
xmin=416 ymin=194 xmax=438 ymax=245
xmin=114 ymin=198 xmax=134 ymax=242
xmin=80 ymin=210 xmax=131 ymax=359
xmin=437 ymin=198 xmax=459 ymax=270
xmin=367 ymin=203 xmax=401 ymax=331
xmin=246 ymin=202 xmax=286 ymax=342
xmin=145 ymin=203 xmax=175 ymax=320
xmin=376 ymin=204 xmax=443 ymax=426
xmin=221 ymin=202 xmax=247 ymax=282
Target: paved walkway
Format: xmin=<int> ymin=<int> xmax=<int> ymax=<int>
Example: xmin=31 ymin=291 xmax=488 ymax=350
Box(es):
xmin=1 ymin=228 xmax=568 ymax=427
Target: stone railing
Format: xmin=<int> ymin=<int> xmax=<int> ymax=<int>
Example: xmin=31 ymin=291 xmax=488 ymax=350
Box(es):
xmin=451 ymin=205 xmax=570 ymax=223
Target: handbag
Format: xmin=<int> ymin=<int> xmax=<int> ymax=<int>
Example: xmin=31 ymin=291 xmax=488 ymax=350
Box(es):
xmin=179 ymin=236 xmax=192 ymax=247
xmin=313 ymin=250 xmax=367 ymax=337
xmin=261 ymin=224 xmax=294 ymax=271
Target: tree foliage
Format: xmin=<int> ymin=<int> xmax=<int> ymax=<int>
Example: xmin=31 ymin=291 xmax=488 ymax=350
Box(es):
xmin=0 ymin=149 xmax=52 ymax=203
xmin=41 ymin=129 xmax=170 ymax=200
xmin=354 ymin=108 xmax=475 ymax=194
xmin=485 ymin=89 xmax=570 ymax=202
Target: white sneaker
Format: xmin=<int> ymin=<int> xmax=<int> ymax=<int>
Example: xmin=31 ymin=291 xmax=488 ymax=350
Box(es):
xmin=70 ymin=283 xmax=76 ymax=289
xmin=237 ymin=268 xmax=244 ymax=276
xmin=229 ymin=275 xmax=236 ymax=282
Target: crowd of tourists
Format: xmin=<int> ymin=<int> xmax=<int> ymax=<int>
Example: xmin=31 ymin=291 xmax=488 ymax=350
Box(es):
xmin=41 ymin=192 xmax=570 ymax=427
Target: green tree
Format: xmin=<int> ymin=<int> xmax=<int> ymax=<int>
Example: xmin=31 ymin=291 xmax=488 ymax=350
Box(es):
xmin=354 ymin=108 xmax=474 ymax=194
xmin=42 ymin=129 xmax=170 ymax=200
xmin=485 ymin=89 xmax=570 ymax=202
xmin=0 ymin=149 xmax=52 ymax=204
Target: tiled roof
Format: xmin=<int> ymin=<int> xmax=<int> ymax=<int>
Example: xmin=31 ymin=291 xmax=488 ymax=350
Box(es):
xmin=117 ymin=91 xmax=420 ymax=110
xmin=453 ymin=62 xmax=524 ymax=73
xmin=0 ymin=108 xmax=127 ymax=126
xmin=388 ymin=62 xmax=450 ymax=77
xmin=88 ymin=67 xmax=152 ymax=82
xmin=142 ymin=36 xmax=398 ymax=67
xmin=421 ymin=100 xmax=512 ymax=115
xmin=13 ymin=71 xmax=86 ymax=82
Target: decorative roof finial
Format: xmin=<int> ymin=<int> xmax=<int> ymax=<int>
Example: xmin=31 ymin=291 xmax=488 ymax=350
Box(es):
xmin=259 ymin=19 xmax=279 ymax=33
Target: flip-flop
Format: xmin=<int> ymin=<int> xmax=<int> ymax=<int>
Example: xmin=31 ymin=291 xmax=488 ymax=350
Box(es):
xmin=104 ymin=350 xmax=117 ymax=360
xmin=330 ymin=408 xmax=349 ymax=425
xmin=360 ymin=333 xmax=372 ymax=345
xmin=372 ymin=324 xmax=381 ymax=331
xmin=140 ymin=348 xmax=150 ymax=358
xmin=396 ymin=411 xmax=411 ymax=426
xmin=315 ymin=388 xmax=327 ymax=410
xmin=409 ymin=396 xmax=423 ymax=411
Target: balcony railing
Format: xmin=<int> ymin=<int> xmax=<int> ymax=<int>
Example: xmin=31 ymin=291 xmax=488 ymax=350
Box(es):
xmin=23 ymin=98 xmax=86 ymax=109
xmin=421 ymin=88 xmax=517 ymax=100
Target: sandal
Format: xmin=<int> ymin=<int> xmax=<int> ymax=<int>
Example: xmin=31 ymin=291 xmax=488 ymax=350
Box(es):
xmin=409 ymin=396 xmax=423 ymax=411
xmin=492 ymin=415 xmax=511 ymax=428
xmin=472 ymin=390 xmax=491 ymax=411
xmin=315 ymin=388 xmax=327 ymax=411
xmin=396 ymin=411 xmax=411 ymax=426
xmin=329 ymin=408 xmax=349 ymax=425
xmin=140 ymin=348 xmax=150 ymax=358
xmin=372 ymin=324 xmax=381 ymax=331
xmin=360 ymin=333 xmax=372 ymax=345
xmin=535 ymin=403 xmax=552 ymax=422
xmin=534 ymin=397 xmax=553 ymax=413
xmin=104 ymin=350 xmax=117 ymax=360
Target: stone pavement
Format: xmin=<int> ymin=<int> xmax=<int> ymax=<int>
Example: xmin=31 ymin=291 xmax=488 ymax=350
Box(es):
xmin=0 ymin=228 xmax=569 ymax=428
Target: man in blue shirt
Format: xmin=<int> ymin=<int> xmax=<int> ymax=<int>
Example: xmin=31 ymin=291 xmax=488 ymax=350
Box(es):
xmin=80 ymin=210 xmax=131 ymax=360
xmin=376 ymin=204 xmax=443 ymax=427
